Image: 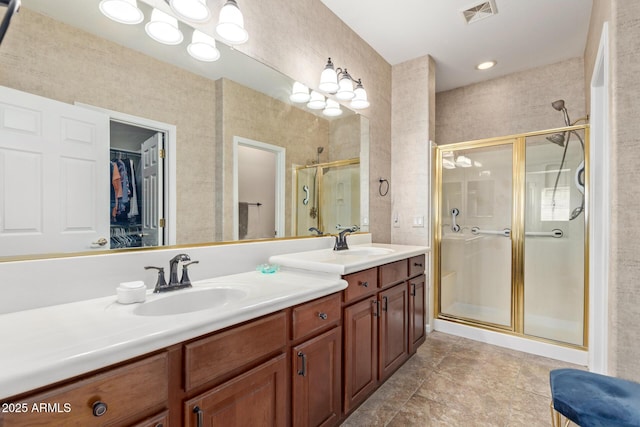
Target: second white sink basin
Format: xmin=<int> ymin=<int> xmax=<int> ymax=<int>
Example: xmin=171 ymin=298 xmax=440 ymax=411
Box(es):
xmin=134 ymin=287 xmax=247 ymax=316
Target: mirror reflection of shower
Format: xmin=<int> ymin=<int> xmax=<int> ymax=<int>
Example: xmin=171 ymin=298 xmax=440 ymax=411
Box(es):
xmin=547 ymin=99 xmax=587 ymax=220
xmin=309 ymin=147 xmax=324 ymax=220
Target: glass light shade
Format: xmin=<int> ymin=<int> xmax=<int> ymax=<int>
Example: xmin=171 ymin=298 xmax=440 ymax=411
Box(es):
xmin=442 ymin=158 xmax=456 ymax=169
xmin=350 ymin=84 xmax=370 ymax=109
xmin=99 ymin=0 xmax=144 ymax=25
xmin=290 ymin=82 xmax=311 ymax=103
xmin=188 ymin=30 xmax=220 ymax=62
xmin=170 ymin=0 xmax=211 ymax=23
xmin=335 ymin=75 xmax=355 ymax=100
xmin=319 ymin=67 xmax=338 ymax=93
xmin=323 ymin=99 xmax=342 ymax=117
xmin=145 ymin=8 xmax=183 ymax=45
xmin=216 ymin=0 xmax=249 ymax=45
xmin=307 ymin=91 xmax=326 ymax=110
xmin=455 ymin=155 xmax=472 ymax=167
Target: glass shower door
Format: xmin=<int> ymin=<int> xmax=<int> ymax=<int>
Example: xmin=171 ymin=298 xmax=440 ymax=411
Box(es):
xmin=524 ymin=129 xmax=586 ymax=346
xmin=439 ymin=142 xmax=514 ymax=328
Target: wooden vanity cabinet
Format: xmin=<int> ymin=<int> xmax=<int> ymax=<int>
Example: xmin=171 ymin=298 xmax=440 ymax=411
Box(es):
xmin=290 ymin=293 xmax=342 ymax=427
xmin=342 ymin=254 xmax=427 ymax=416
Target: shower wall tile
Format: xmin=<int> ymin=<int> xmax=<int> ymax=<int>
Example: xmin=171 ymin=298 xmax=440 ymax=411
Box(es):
xmin=435 ymin=57 xmax=586 ymax=145
xmin=390 ymin=56 xmax=435 ymax=247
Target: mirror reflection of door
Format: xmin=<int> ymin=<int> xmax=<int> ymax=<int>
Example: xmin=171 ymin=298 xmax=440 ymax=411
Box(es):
xmin=237 ymin=144 xmax=278 ymax=240
xmin=109 ymin=121 xmax=164 ymax=249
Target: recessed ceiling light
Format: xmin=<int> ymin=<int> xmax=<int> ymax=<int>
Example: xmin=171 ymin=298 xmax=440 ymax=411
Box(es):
xmin=476 ymin=60 xmax=496 ymax=70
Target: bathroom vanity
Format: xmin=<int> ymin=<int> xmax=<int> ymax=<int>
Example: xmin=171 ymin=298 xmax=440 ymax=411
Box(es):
xmin=0 ymin=243 xmax=426 ymax=426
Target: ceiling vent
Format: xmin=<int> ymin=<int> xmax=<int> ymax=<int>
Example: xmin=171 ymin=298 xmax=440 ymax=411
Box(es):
xmin=461 ymin=0 xmax=498 ymax=24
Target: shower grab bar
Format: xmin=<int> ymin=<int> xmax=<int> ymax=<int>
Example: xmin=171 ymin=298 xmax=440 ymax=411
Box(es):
xmin=470 ymin=227 xmax=563 ymax=238
xmin=526 ymin=229 xmax=564 ymax=238
xmin=471 ymin=227 xmax=510 ymax=237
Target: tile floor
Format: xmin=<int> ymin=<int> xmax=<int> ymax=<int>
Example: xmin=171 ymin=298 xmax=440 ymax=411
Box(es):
xmin=342 ymin=331 xmax=583 ymax=427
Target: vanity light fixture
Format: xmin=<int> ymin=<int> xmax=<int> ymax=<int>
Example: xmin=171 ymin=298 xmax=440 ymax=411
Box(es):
xmin=187 ymin=29 xmax=220 ymax=61
xmin=290 ymin=82 xmax=311 ymax=103
xmin=169 ymin=0 xmax=210 ymax=23
xmin=306 ymin=91 xmax=326 ymax=110
xmin=99 ymin=0 xmax=144 ymax=25
xmin=476 ymin=60 xmax=496 ymax=70
xmin=216 ymin=0 xmax=249 ymax=45
xmin=455 ymin=155 xmax=472 ymax=167
xmin=145 ymin=8 xmax=183 ymax=45
xmin=319 ymin=58 xmax=370 ymax=109
xmin=350 ymin=79 xmax=370 ymax=110
xmin=323 ymin=99 xmax=342 ymax=117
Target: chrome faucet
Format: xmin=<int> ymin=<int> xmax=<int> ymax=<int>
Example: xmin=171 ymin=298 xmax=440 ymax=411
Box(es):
xmin=308 ymin=227 xmax=324 ymax=236
xmin=145 ymin=253 xmax=195 ymax=293
xmin=333 ymin=226 xmax=359 ymax=251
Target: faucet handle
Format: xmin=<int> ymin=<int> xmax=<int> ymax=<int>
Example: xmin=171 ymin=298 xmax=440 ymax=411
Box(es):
xmin=144 ymin=266 xmax=168 ymax=292
xmin=180 ymin=260 xmax=199 ymax=286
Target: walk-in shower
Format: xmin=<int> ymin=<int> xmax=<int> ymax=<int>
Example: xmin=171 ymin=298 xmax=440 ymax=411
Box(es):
xmin=434 ymin=120 xmax=589 ymax=348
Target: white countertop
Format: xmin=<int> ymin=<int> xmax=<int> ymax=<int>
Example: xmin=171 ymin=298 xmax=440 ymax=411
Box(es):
xmin=269 ymin=243 xmax=428 ymax=274
xmin=0 ymin=269 xmax=346 ymax=399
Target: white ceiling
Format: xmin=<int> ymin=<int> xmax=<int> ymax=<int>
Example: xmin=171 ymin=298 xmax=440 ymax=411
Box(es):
xmin=320 ymin=0 xmax=593 ymax=92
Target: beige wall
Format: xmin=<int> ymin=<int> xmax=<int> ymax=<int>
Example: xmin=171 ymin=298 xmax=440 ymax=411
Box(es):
xmin=609 ymin=0 xmax=640 ymax=381
xmin=435 ymin=58 xmax=586 ymax=145
xmin=0 ymin=8 xmax=217 ymax=245
xmin=390 ymin=55 xmax=435 ymax=246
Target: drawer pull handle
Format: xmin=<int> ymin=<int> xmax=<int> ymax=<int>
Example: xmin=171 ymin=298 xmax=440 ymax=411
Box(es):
xmin=413 ymin=262 xmax=423 ymax=267
xmin=318 ymin=312 xmax=328 ymax=320
xmin=297 ymin=351 xmax=307 ymax=376
xmin=382 ymin=296 xmax=388 ymax=312
xmin=411 ymin=283 xmax=416 ymax=296
xmin=359 ymin=280 xmax=369 ymax=287
xmin=92 ymin=401 xmax=108 ymax=417
xmin=373 ymin=300 xmax=380 ymax=317
xmin=193 ymin=405 xmax=204 ymax=427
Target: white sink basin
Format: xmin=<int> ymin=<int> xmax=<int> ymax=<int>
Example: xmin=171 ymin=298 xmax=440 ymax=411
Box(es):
xmin=134 ymin=287 xmax=248 ymax=316
xmin=338 ymin=247 xmax=394 ymax=256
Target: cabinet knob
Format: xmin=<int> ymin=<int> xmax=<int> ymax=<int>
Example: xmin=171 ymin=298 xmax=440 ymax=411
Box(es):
xmin=413 ymin=262 xmax=423 ymax=267
xmin=358 ymin=280 xmax=369 ymax=287
xmin=318 ymin=312 xmax=328 ymax=320
xmin=91 ymin=401 xmax=108 ymax=417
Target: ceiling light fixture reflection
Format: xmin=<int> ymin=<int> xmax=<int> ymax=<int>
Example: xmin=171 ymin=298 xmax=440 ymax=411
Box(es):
xmin=442 ymin=158 xmax=456 ymax=169
xmin=306 ymin=91 xmax=326 ymax=110
xmin=455 ymin=155 xmax=472 ymax=167
xmin=216 ymin=0 xmax=248 ymax=45
xmin=145 ymin=8 xmax=183 ymax=45
xmin=323 ymin=99 xmax=342 ymax=117
xmin=99 ymin=0 xmax=144 ymax=24
xmin=187 ymin=30 xmax=220 ymax=61
xmin=169 ymin=0 xmax=211 ymax=23
xmin=476 ymin=60 xmax=496 ymax=70
xmin=290 ymin=82 xmax=311 ymax=103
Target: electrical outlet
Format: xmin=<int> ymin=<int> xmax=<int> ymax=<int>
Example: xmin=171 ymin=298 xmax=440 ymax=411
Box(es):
xmin=393 ymin=212 xmax=400 ymax=228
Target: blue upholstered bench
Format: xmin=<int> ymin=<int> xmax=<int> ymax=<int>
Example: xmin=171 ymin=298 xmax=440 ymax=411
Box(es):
xmin=550 ymin=368 xmax=640 ymax=427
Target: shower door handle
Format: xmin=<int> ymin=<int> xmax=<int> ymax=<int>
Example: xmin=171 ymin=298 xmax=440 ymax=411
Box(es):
xmin=470 ymin=227 xmax=511 ymax=237
xmin=525 ymin=229 xmax=564 ymax=238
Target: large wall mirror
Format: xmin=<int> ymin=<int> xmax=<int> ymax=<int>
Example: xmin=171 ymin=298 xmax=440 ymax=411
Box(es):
xmin=0 ymin=0 xmax=369 ymax=260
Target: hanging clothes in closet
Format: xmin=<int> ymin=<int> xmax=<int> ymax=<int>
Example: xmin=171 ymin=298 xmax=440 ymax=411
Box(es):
xmin=110 ymin=152 xmax=139 ymax=224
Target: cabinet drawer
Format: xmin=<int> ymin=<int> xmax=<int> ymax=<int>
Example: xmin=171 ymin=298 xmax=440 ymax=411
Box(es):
xmin=185 ymin=312 xmax=287 ymax=391
xmin=130 ymin=410 xmax=169 ymax=427
xmin=379 ymin=259 xmax=409 ymax=288
xmin=409 ymin=254 xmax=426 ymax=278
xmin=343 ymin=267 xmax=378 ymax=304
xmin=0 ymin=353 xmax=168 ymax=427
xmin=291 ymin=293 xmax=341 ymax=341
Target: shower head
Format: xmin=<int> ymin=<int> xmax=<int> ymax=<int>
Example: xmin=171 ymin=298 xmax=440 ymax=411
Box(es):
xmin=317 ymin=147 xmax=324 ymax=154
xmin=546 ymin=133 xmax=565 ymax=147
xmin=551 ymin=99 xmax=571 ymax=126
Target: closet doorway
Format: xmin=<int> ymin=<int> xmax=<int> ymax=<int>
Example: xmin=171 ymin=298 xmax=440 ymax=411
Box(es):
xmin=109 ymin=121 xmax=165 ymax=249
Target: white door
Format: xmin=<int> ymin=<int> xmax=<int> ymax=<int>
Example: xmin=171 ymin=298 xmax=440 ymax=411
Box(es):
xmin=141 ymin=133 xmax=163 ymax=247
xmin=0 ymin=86 xmax=109 ymax=257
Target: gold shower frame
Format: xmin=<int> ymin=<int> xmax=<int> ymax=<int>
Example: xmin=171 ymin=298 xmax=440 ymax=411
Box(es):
xmin=432 ymin=125 xmax=590 ymax=349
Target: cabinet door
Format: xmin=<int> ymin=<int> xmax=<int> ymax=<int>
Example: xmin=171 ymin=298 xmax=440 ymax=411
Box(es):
xmin=409 ymin=275 xmax=426 ymax=354
xmin=343 ymin=298 xmax=378 ymax=414
xmin=185 ymin=354 xmax=286 ymax=427
xmin=292 ymin=326 xmax=342 ymax=427
xmin=379 ymin=283 xmax=409 ymax=381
